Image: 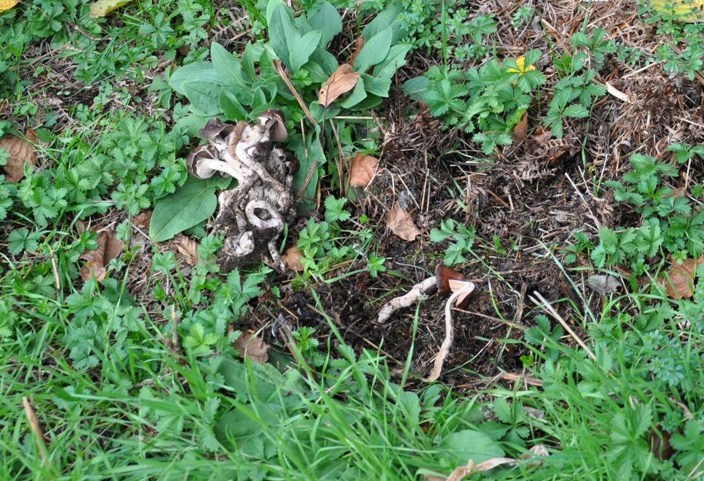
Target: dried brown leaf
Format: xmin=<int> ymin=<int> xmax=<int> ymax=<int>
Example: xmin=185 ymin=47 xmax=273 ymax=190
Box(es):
xmin=660 ymin=256 xmax=704 ymax=299
xmin=349 ymin=153 xmax=379 ymax=187
xmin=173 ymin=234 xmax=199 ymax=266
xmin=234 ymin=330 xmax=269 ymax=363
xmin=318 ymin=64 xmax=360 ymax=107
xmin=512 ymin=112 xmax=528 ymax=144
xmin=80 ymin=230 xmax=124 ymax=283
xmin=132 ymin=211 xmax=152 ymax=229
xmin=282 ymin=246 xmax=304 ymax=272
xmin=386 ymin=203 xmax=421 ymax=242
xmin=1 ymin=130 xmax=37 ymax=182
xmin=347 ymin=37 xmax=365 ymax=66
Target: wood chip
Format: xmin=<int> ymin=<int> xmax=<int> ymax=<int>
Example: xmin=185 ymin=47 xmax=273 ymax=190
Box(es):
xmin=386 ymin=203 xmax=421 ymax=242
xmin=348 ymin=153 xmax=379 ymax=187
xmin=318 ymin=64 xmax=361 ymax=107
xmin=606 ymin=82 xmax=631 ymax=103
xmin=1 ymin=129 xmax=37 ymax=182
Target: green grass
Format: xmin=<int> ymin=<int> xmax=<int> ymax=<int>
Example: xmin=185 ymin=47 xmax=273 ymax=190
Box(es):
xmin=2 ymin=0 xmax=704 ymax=480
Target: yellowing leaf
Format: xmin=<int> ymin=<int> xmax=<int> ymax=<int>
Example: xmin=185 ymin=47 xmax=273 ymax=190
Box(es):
xmin=507 ymin=56 xmax=536 ymax=76
xmin=650 ymin=0 xmax=704 ymax=22
xmin=88 ymin=0 xmax=134 ymax=18
xmin=0 ymin=0 xmax=19 ymax=13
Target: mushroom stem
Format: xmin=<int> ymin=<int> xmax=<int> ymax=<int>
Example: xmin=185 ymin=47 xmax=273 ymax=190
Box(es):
xmin=206 ymin=159 xmax=246 ymax=181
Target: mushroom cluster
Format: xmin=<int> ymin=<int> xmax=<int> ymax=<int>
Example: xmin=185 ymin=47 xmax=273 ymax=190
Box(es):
xmin=186 ymin=111 xmax=295 ymax=272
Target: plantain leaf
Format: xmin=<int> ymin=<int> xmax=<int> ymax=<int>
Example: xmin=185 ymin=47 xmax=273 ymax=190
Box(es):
xmin=150 ymin=176 xmax=230 ymax=242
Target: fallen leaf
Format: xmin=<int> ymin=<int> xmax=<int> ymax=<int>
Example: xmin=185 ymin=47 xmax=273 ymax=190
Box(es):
xmin=234 ymin=330 xmax=269 ymax=363
xmin=587 ymin=274 xmax=620 ymax=294
xmin=0 ymin=0 xmax=19 ymax=13
xmin=80 ymin=230 xmax=125 ymax=282
xmin=1 ymin=129 xmax=37 ymax=182
xmin=347 ymin=37 xmax=365 ymax=66
xmin=318 ymin=64 xmax=360 ymax=107
xmin=660 ymin=256 xmax=704 ymax=299
xmin=88 ymin=0 xmax=134 ymax=17
xmin=512 ymin=111 xmax=528 ymax=144
xmin=172 ymin=234 xmax=199 ymax=266
xmin=349 ymin=153 xmax=379 ymax=187
xmin=132 ymin=211 xmax=152 ymax=229
xmin=282 ymin=246 xmax=304 ymax=272
xmin=386 ymin=203 xmax=421 ymax=242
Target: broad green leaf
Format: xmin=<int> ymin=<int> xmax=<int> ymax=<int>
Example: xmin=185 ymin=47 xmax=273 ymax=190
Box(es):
xmin=210 ymin=42 xmax=246 ymax=90
xmin=402 ymin=76 xmax=429 ymax=99
xmin=289 ymin=30 xmax=322 ymax=72
xmin=169 ymin=62 xmax=227 ymax=115
xmin=439 ymin=430 xmax=505 ymax=466
xmin=362 ymin=2 xmax=404 ymax=42
xmin=268 ymin=4 xmax=296 ymax=67
xmin=291 ymin=131 xmax=324 ymax=213
xmin=220 ymin=91 xmax=248 ymax=121
xmin=150 ymin=176 xmax=229 ymax=242
xmin=308 ymin=2 xmax=342 ymax=45
xmin=355 ymin=27 xmax=392 ymax=72
xmin=361 ymin=74 xmax=391 ymax=97
xmin=373 ymin=43 xmax=412 ymax=81
xmin=265 ymin=0 xmax=286 ymax=26
xmin=241 ymin=42 xmax=261 ymax=84
xmin=339 ymin=77 xmax=367 ymax=109
xmin=309 ymin=49 xmax=339 ymax=77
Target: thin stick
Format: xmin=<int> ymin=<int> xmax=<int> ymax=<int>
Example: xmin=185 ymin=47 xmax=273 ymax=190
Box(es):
xmin=530 ymin=291 xmax=596 ymax=361
xmin=22 ymin=397 xmax=49 ymax=463
xmin=273 ymin=60 xmax=318 ymax=127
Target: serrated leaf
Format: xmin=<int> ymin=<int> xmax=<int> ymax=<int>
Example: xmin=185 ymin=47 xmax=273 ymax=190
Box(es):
xmin=563 ymin=104 xmax=589 ymax=118
xmin=354 ymin=27 xmax=392 ymax=72
xmin=150 ymin=176 xmax=229 ymax=242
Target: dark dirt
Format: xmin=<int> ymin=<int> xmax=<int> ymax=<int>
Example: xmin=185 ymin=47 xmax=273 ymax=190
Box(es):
xmin=5 ymin=0 xmax=703 ymax=389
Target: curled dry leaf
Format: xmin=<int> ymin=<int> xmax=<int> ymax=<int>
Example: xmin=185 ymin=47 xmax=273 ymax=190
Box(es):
xmin=512 ymin=111 xmax=528 ymax=144
xmin=88 ymin=0 xmax=134 ymax=17
xmin=132 ymin=211 xmax=152 ymax=229
xmin=1 ymin=129 xmax=37 ymax=182
xmin=349 ymin=153 xmax=379 ymax=187
xmin=234 ymin=330 xmax=269 ymax=363
xmin=318 ymin=64 xmax=361 ymax=107
xmin=386 ymin=203 xmax=421 ymax=242
xmin=347 ymin=37 xmax=365 ymax=66
xmin=80 ymin=230 xmax=125 ymax=283
xmin=172 ymin=234 xmax=199 ymax=266
xmin=282 ymin=245 xmax=304 ymax=272
xmin=428 ymin=446 xmax=549 ymax=481
xmin=606 ymin=82 xmax=631 ymax=103
xmin=660 ymin=256 xmax=704 ymax=299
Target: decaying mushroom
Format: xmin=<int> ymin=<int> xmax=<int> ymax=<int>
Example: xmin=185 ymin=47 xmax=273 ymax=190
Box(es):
xmin=186 ymin=110 xmax=295 ymax=272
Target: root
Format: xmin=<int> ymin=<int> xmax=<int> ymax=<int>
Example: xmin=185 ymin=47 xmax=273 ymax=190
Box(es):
xmin=376 ymin=275 xmax=437 ymax=323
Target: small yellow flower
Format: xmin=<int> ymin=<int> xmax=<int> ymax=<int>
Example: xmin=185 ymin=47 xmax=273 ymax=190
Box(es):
xmin=507 ymin=56 xmax=536 ymax=76
xmin=0 ymin=0 xmax=19 ymax=13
